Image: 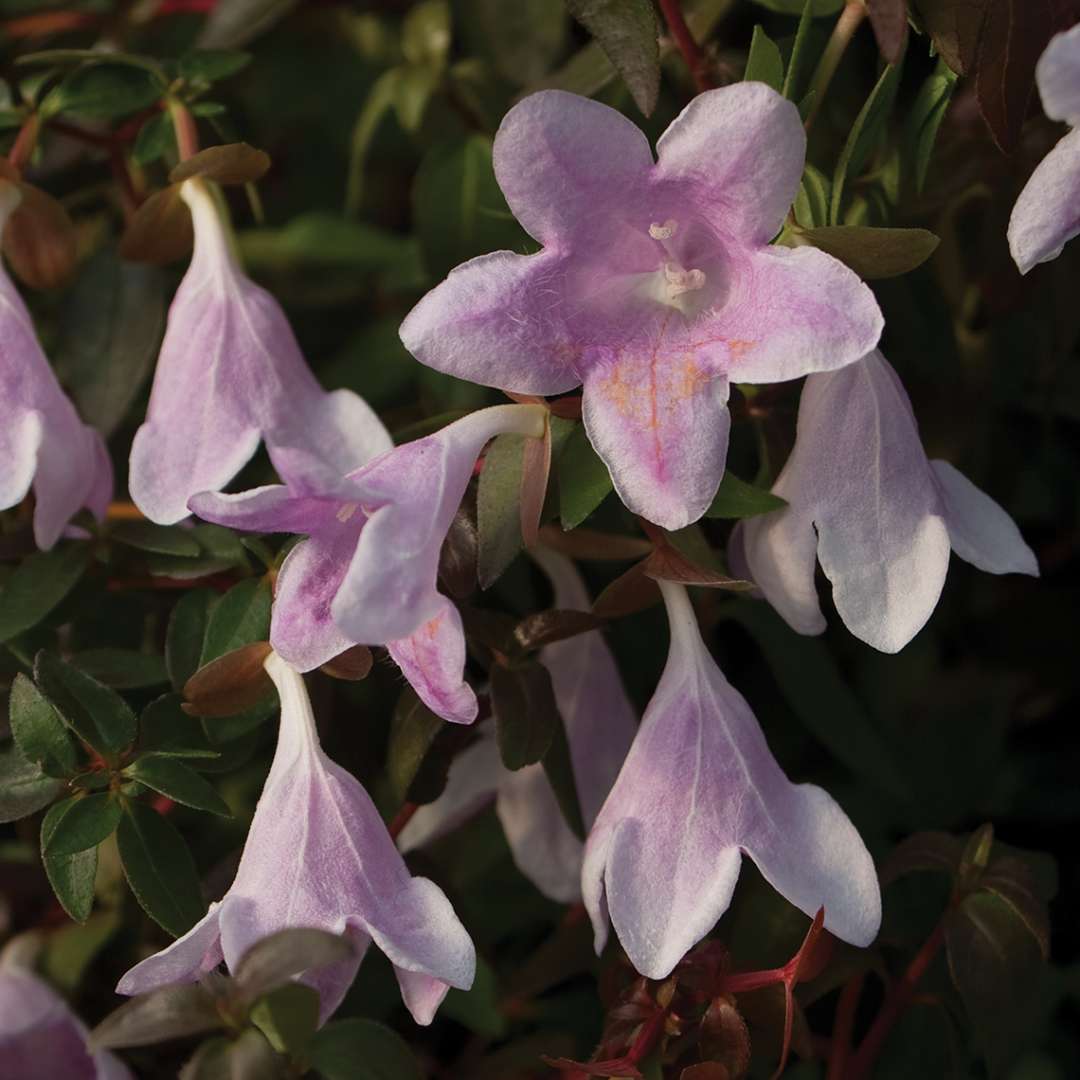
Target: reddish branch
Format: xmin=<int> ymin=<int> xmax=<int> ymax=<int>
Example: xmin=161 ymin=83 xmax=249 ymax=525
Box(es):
xmin=657 ymin=0 xmax=711 ymax=93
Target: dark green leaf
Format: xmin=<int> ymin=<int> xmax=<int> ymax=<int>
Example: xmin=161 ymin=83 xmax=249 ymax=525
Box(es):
xmin=441 ymin=957 xmax=507 ymax=1038
xmin=90 ymin=983 xmax=222 ymax=1050
xmin=117 ymin=801 xmax=206 ymax=937
xmin=566 ymin=0 xmax=660 ymax=116
xmin=789 ymin=225 xmax=940 ymax=280
xmin=9 ymin=672 xmax=78 ymax=777
xmin=745 ymin=25 xmax=784 ymax=90
xmin=35 ymin=652 xmax=138 ymax=758
xmin=881 ymin=831 xmax=965 ymax=887
xmin=513 ymin=609 xmax=604 ymax=654
xmin=41 ymin=800 xmax=99 ymax=922
xmin=139 ymin=694 xmax=218 ymax=759
xmin=239 ymin=214 xmax=418 ymax=273
xmin=70 ymin=649 xmax=170 ymax=690
xmin=491 ymin=662 xmax=559 ymax=769
xmin=705 ymin=471 xmax=787 ymax=519
xmin=124 ymin=756 xmax=231 ymax=817
xmin=132 ymin=111 xmax=175 ymax=166
xmin=250 ymin=982 xmax=320 ymax=1055
xmin=43 ymin=63 xmax=164 ymax=120
xmin=541 ymin=703 xmax=586 ymax=840
xmin=781 ymin=0 xmax=821 ymax=102
xmin=43 ymin=793 xmax=122 ymax=856
xmin=793 ymin=163 xmax=831 ymax=228
xmin=180 ymin=1029 xmax=284 ymax=1080
xmin=179 ymin=49 xmax=252 ymax=84
xmin=905 ymin=60 xmax=958 ymax=194
xmin=167 ymin=589 xmax=219 ymax=691
xmin=386 ymin=689 xmax=446 ymax=805
xmin=234 ymin=928 xmax=355 ymax=1000
xmin=42 ymin=911 xmax=120 ymax=994
xmin=0 ymin=745 xmax=62 ymax=822
xmin=457 ymin=0 xmax=567 ymax=86
xmin=199 ymin=578 xmax=272 ymax=666
xmin=557 ymin=423 xmax=613 ymax=530
xmin=477 ymin=432 xmax=526 ymax=589
xmin=0 ymin=544 xmax=91 ymax=644
xmin=112 ymin=521 xmax=201 ymax=558
xmin=145 ymin=524 xmax=247 ymax=579
xmin=308 ymin=1018 xmax=422 ymax=1080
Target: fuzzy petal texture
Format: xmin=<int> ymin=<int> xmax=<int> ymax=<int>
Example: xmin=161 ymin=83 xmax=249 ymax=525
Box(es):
xmin=1008 ymin=127 xmax=1080 ymax=274
xmin=0 ymin=966 xmax=132 ymax=1079
xmin=0 ymin=184 xmax=113 ymax=549
xmin=1037 ymin=22 xmax=1080 ymax=124
xmin=118 ymin=654 xmax=475 ymax=1025
xmin=130 ymin=179 xmax=390 ymax=524
xmin=583 ymin=582 xmax=880 ymax=980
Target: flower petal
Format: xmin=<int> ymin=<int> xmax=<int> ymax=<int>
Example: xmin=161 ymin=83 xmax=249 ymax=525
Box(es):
xmin=581 ymin=341 xmax=730 ymax=529
xmin=1036 ymin=23 xmax=1080 ymax=125
xmin=400 ymin=249 xmax=580 ymax=395
xmin=1008 ymin=127 xmax=1080 ymax=274
xmin=387 ymin=598 xmax=478 ymax=724
xmin=115 ymin=905 xmax=224 ymax=995
xmin=189 ymin=485 xmax=329 ymax=536
xmin=932 ymin=460 xmax=1039 ymax=576
xmin=655 ymin=82 xmax=806 ymax=246
xmin=0 ymin=407 xmax=42 ymax=513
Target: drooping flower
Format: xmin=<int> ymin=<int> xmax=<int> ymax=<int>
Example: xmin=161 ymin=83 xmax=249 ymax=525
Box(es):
xmin=1009 ymin=23 xmax=1080 ymax=273
xmin=731 ymin=350 xmax=1038 ymax=654
xmin=117 ymin=652 xmax=475 ymax=1025
xmin=582 ymin=579 xmax=880 ymax=980
xmin=400 ymin=84 xmax=883 ymax=530
xmin=399 ymin=548 xmax=637 ymax=902
xmin=0 ymin=961 xmax=131 ymax=1079
xmin=0 ymin=179 xmax=112 ymax=549
xmin=190 ymin=403 xmax=547 ymax=724
xmin=129 ymin=177 xmax=391 ymax=525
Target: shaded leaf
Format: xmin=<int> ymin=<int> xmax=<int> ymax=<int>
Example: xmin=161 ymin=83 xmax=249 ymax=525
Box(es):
xmin=2 ymin=181 xmax=78 ymax=289
xmin=905 ymin=61 xmax=958 ymax=195
xmin=234 ymin=928 xmax=355 ymax=1000
xmin=43 ymin=62 xmax=163 ymax=120
xmin=477 ymin=432 xmax=526 ymax=589
xmin=881 ymin=831 xmax=965 ymax=886
xmin=124 ymin=756 xmax=231 ymax=817
xmin=250 ymin=982 xmax=320 ymax=1055
xmin=867 ymin=0 xmax=909 ymax=64
xmin=199 ymin=579 xmax=272 ymax=665
xmin=119 ymin=183 xmax=193 ymax=265
xmin=112 ymin=521 xmax=202 ymax=558
xmin=43 ymin=793 xmax=122 ymax=856
xmin=538 ymin=524 xmax=651 ymax=562
xmin=744 ymin=25 xmax=784 ymax=90
xmin=491 ymin=661 xmax=559 ymax=769
xmin=9 ymin=672 xmax=78 ymax=777
xmin=513 ymin=609 xmax=605 ymax=653
xmin=0 ymin=543 xmax=91 ymax=644
xmin=0 ymin=745 xmax=62 ymax=823
xmin=179 ymin=49 xmax=252 ymax=85
xmin=307 ymin=1018 xmax=422 ymax=1080
xmin=90 ymin=983 xmax=222 ymax=1050
xmin=320 ymin=645 xmax=374 ymax=681
xmin=541 ymin=703 xmax=586 ymax=841
xmin=386 ymin=688 xmax=446 ymax=805
xmin=790 ymin=225 xmax=940 ymax=279
xmin=41 ymin=799 xmax=99 ymax=922
xmin=132 ymin=111 xmax=175 ymax=166
xmin=183 ymin=642 xmax=274 ymax=719
xmin=557 ymin=423 xmax=614 ymax=530
xmin=167 ymin=589 xmax=218 ymax=691
xmin=70 ymin=649 xmax=170 ymax=690
xmin=438 ymin=503 xmax=479 ymax=600
xmin=705 ymin=471 xmax=787 ymax=519
xmin=441 ymin=957 xmax=507 ymax=1038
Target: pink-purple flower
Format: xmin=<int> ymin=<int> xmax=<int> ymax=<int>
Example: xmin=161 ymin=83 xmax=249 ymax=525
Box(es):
xmin=1009 ymin=23 xmax=1080 ymax=273
xmin=129 ymin=178 xmax=391 ymax=525
xmin=191 ymin=403 xmax=546 ymax=724
xmin=400 ymin=84 xmax=883 ymax=530
xmin=732 ymin=351 xmax=1038 ymax=653
xmin=117 ymin=652 xmax=475 ymax=1025
xmin=582 ymin=579 xmax=880 ymax=980
xmin=0 ymin=180 xmax=112 ymax=548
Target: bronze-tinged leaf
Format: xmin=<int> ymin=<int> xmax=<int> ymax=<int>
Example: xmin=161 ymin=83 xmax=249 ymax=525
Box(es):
xmin=2 ymin=181 xmax=78 ymax=289
xmin=490 ymin=661 xmax=559 ymax=769
xmin=0 ymin=160 xmax=20 ymax=183
xmin=182 ymin=641 xmax=273 ymax=718
xmin=867 ymin=0 xmax=909 ymax=64
xmin=592 ymin=559 xmax=661 ymax=619
xmin=980 ymin=855 xmax=1052 ymax=957
xmin=537 ymin=524 xmax=652 ymax=561
xmin=644 ymin=544 xmax=752 ymax=590
xmin=790 ymin=225 xmax=940 ymax=280
xmin=438 ymin=500 xmax=479 ymax=600
xmin=119 ymin=183 xmax=193 ymax=265
xmin=698 ymin=996 xmax=751 ymax=1077
xmin=540 ymin=1055 xmax=643 ymax=1079
xmin=169 ymin=142 xmax=270 ymax=185
xmin=520 ymin=415 xmax=552 ymax=550
xmin=319 ymin=645 xmax=373 ymax=681
xmin=513 ymin=608 xmax=605 ymax=653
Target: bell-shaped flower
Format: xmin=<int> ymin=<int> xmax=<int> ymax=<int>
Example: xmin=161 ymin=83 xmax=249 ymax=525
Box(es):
xmin=0 ymin=961 xmax=131 ymax=1079
xmin=129 ymin=178 xmax=391 ymax=524
xmin=400 ymin=84 xmax=883 ymax=531
xmin=1009 ymin=23 xmax=1080 ymax=273
xmin=117 ymin=652 xmax=475 ymax=1025
xmin=399 ymin=549 xmax=637 ymax=902
xmin=190 ymin=403 xmax=547 ymax=724
xmin=732 ymin=351 xmax=1038 ymax=654
xmin=0 ymin=179 xmax=112 ymax=548
xmin=583 ymin=580 xmax=880 ymax=980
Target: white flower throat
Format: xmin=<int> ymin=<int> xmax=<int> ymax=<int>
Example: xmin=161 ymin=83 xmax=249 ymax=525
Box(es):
xmin=647 ymin=219 xmax=707 ymax=311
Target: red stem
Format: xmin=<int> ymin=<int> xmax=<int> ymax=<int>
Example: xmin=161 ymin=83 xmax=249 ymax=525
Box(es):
xmin=8 ymin=114 xmax=41 ymax=171
xmin=826 ymin=973 xmax=864 ymax=1080
xmin=388 ymin=802 xmax=419 ymax=840
xmin=657 ymin=0 xmax=711 ymax=92
xmin=169 ymin=100 xmax=200 ymax=161
xmin=1 ymin=10 xmax=100 ymax=38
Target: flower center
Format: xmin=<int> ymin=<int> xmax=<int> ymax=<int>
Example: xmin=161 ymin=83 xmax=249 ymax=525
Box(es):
xmin=647 ymin=219 xmax=707 ymax=311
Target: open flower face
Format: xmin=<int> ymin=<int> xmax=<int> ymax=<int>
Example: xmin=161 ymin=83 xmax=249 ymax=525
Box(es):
xmin=733 ymin=351 xmax=1039 ymax=653
xmin=117 ymin=653 xmax=475 ymax=1026
xmin=400 ymin=84 xmax=883 ymax=530
xmin=0 ymin=180 xmax=112 ymax=549
xmin=582 ymin=580 xmax=881 ymax=981
xmin=129 ymin=178 xmax=391 ymax=525
xmin=191 ymin=403 xmax=546 ymax=723
xmin=1009 ymin=23 xmax=1080 ymax=273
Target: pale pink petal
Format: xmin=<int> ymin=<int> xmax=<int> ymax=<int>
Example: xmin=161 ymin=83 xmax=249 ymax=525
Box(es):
xmin=189 ymin=486 xmax=331 ymax=536
xmin=1036 ymin=23 xmax=1080 ymax=124
xmin=0 ymin=407 xmax=41 ymax=511
xmin=1008 ymin=127 xmax=1080 ymax=273
xmin=393 ymin=969 xmax=452 ymax=1027
xmin=115 ymin=906 xmax=224 ymax=996
xmin=32 ymin=421 xmax=113 ymax=549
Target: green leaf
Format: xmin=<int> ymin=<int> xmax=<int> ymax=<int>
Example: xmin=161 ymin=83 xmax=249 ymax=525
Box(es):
xmin=35 ymin=652 xmax=138 ymax=758
xmin=557 ymin=424 xmax=613 ymax=530
xmin=401 ymin=0 xmax=452 ymax=69
xmin=491 ymin=661 xmax=559 ymax=770
xmin=566 ymin=0 xmax=660 ymax=116
xmin=441 ymin=957 xmax=507 ymax=1037
xmin=139 ymin=694 xmax=218 ymax=759
xmin=234 ymin=928 xmax=355 ymax=1000
xmin=111 ymin=521 xmax=201 ymax=558
xmin=42 ymin=910 xmax=120 ymax=994
xmin=250 ymin=982 xmax=320 ymax=1055
xmin=41 ymin=800 xmax=99 ymax=923
xmin=457 ymin=0 xmax=567 ymax=87
xmin=43 ymin=793 xmax=122 ymax=856
xmin=9 ymin=672 xmax=78 ymax=777
xmin=145 ymin=524 xmax=247 ymax=579
xmin=541 ymin=703 xmax=586 ymax=841
xmin=90 ymin=983 xmax=221 ymax=1050
xmin=745 ymin=25 xmax=784 ymax=91
xmin=239 ymin=214 xmax=418 ymax=273
xmin=199 ymin=578 xmax=272 ymax=666
xmin=308 ymin=1018 xmax=422 ymax=1080
xmin=123 ymin=756 xmax=231 ymax=817
xmin=793 ymin=162 xmax=831 ymax=228
xmin=131 ymin=111 xmax=175 ymax=166
xmin=830 ymin=62 xmax=902 ymax=224
xmin=43 ymin=63 xmax=164 ymax=120
xmin=345 ymin=67 xmax=405 ymax=217
xmin=704 ymin=471 xmax=786 ymax=519
xmin=0 ymin=544 xmax=91 ymax=644
xmin=905 ymin=60 xmax=958 ymax=194
xmin=70 ymin=649 xmax=170 ymax=690
xmin=116 ymin=801 xmax=206 ymax=937
xmin=166 ymin=589 xmax=218 ymax=692
xmin=179 ymin=49 xmax=252 ymax=84
xmin=781 ymin=0 xmax=820 ymax=102
xmin=386 ymin=689 xmax=446 ymax=805
xmin=477 ymin=432 xmax=526 ymax=589
xmin=789 ymin=225 xmax=940 ymax=280
xmin=0 ymin=745 xmax=62 ymax=823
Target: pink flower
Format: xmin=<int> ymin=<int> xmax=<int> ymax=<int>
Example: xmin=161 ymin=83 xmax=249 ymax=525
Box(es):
xmin=129 ymin=178 xmax=391 ymax=524
xmin=117 ymin=652 xmax=475 ymax=1025
xmin=1009 ymin=23 xmax=1080 ymax=273
xmin=191 ymin=403 xmax=547 ymax=724
xmin=400 ymin=85 xmax=883 ymax=530
xmin=0 ymin=181 xmax=112 ymax=548
xmin=732 ymin=351 xmax=1038 ymax=653
xmin=582 ymin=580 xmax=880 ymax=980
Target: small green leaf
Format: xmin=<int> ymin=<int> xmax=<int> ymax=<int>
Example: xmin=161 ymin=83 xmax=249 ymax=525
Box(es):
xmin=0 ymin=745 xmax=63 ymax=823
xmin=131 ymin=111 xmax=175 ymax=166
xmin=0 ymin=544 xmax=91 ymax=644
xmin=139 ymin=694 xmax=218 ymax=759
xmin=166 ymin=589 xmax=218 ymax=691
xmin=44 ymin=793 xmax=122 ymax=856
xmin=116 ymin=801 xmax=205 ymax=937
xmin=478 ymin=432 xmax=526 ymax=589
xmin=70 ymin=649 xmax=170 ymax=690
xmin=345 ymin=67 xmax=405 ymax=217
xmin=566 ymin=0 xmax=660 ymax=116
xmin=112 ymin=520 xmax=201 ymax=558
xmin=745 ymin=25 xmax=784 ymax=91
xmin=239 ymin=214 xmax=418 ymax=274
xmin=307 ymin=1018 xmax=422 ymax=1080
xmin=90 ymin=983 xmax=221 ymax=1050
xmin=789 ymin=224 xmax=940 ymax=279
xmin=42 ymin=910 xmax=120 ymax=994
xmin=905 ymin=60 xmax=958 ymax=194
xmin=9 ymin=672 xmax=78 ymax=777
xmin=41 ymin=800 xmax=99 ymax=923
xmin=401 ymin=1 xmax=452 ymax=69
xmin=491 ymin=662 xmax=559 ymax=770
xmin=250 ymin=982 xmax=320 ymax=1055
xmin=557 ymin=423 xmax=613 ymax=530
xmin=123 ymin=756 xmax=231 ymax=817
xmin=199 ymin=578 xmax=272 ymax=666
xmin=781 ymin=0 xmax=820 ymax=102
xmin=35 ymin=652 xmax=138 ymax=758
xmin=793 ymin=163 xmax=831 ymax=229
xmin=43 ymin=63 xmax=164 ymax=120
xmin=178 ymin=49 xmax=252 ymax=85
xmin=704 ymin=471 xmax=787 ymax=519
xmin=234 ymin=928 xmax=355 ymax=1001
xmin=145 ymin=523 xmax=246 ymax=580
xmin=386 ymin=689 xmax=446 ymax=805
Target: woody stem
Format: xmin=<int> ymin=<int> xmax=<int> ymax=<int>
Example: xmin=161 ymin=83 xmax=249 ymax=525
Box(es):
xmin=658 ymin=0 xmax=711 ymax=93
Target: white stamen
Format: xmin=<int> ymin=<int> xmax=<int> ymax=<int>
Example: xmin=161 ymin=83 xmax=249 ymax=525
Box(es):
xmin=336 ymin=502 xmax=360 ymax=523
xmin=649 ymin=219 xmax=678 ymax=240
xmin=663 ymin=262 xmax=706 ymax=297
